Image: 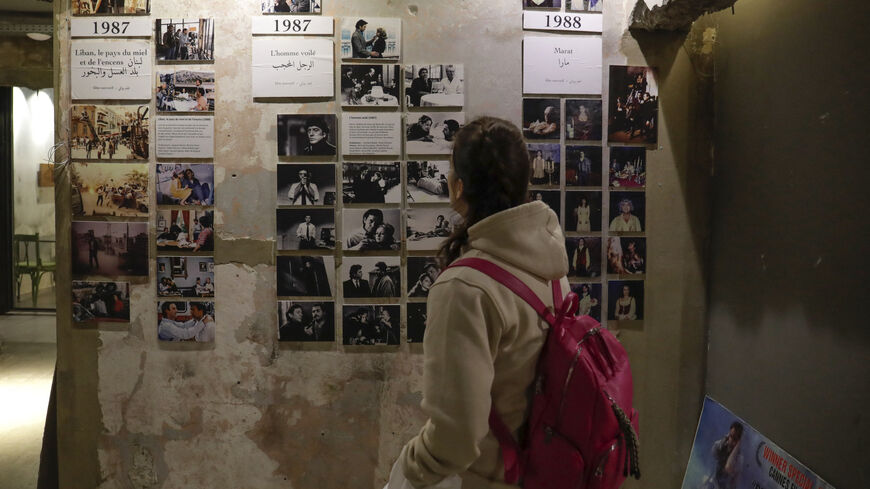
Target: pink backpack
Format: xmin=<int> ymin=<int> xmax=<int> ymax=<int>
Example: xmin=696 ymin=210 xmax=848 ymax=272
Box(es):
xmin=450 ymin=258 xmax=640 ymax=488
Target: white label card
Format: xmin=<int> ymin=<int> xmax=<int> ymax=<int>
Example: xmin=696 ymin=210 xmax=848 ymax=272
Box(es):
xmin=252 ymin=38 xmax=334 ymax=98
xmin=341 ymin=113 xmax=402 ymax=156
xmin=71 ymin=40 xmax=152 ymax=100
xmin=71 ymin=17 xmax=152 ymax=38
xmin=523 ymin=36 xmax=602 ymax=95
xmin=252 ymin=16 xmax=333 ymax=35
xmin=156 ymin=116 xmax=215 ymax=158
xmin=523 ymin=12 xmax=603 ymax=33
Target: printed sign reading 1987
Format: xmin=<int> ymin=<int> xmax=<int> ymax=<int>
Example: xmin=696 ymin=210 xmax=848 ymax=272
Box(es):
xmin=70 ymin=17 xmax=151 ymax=37
xmin=252 ymin=16 xmax=333 ymax=36
xmin=522 ymin=12 xmax=603 ymax=34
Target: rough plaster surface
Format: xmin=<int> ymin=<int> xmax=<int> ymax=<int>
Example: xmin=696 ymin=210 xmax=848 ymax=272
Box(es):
xmin=630 ymin=0 xmax=737 ymax=31
xmin=0 ymin=35 xmax=53 ymax=89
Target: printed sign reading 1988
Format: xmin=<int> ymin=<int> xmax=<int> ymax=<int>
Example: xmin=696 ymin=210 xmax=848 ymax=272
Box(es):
xmin=522 ymin=11 xmax=603 ymax=34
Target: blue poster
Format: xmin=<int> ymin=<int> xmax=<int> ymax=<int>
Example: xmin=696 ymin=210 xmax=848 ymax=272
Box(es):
xmin=681 ymin=397 xmax=835 ymax=489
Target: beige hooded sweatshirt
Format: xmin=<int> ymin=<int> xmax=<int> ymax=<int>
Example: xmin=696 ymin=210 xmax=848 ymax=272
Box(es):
xmin=400 ymin=201 xmax=570 ymax=489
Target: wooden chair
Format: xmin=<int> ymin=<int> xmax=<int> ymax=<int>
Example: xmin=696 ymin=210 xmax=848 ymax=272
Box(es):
xmin=13 ymin=233 xmax=56 ymax=307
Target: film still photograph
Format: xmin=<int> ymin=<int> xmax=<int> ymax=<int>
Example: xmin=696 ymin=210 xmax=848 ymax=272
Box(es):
xmin=340 ymin=64 xmax=400 ymax=107
xmin=565 ymin=99 xmax=603 ymax=142
xmin=277 ymin=255 xmax=335 ymax=297
xmin=261 ymin=0 xmax=322 ymax=13
xmin=277 ymin=114 xmax=337 ymax=157
xmin=156 ymin=210 xmax=214 ymax=253
xmin=404 ymin=64 xmax=464 ymax=108
xmin=157 ymin=256 xmax=215 ymax=298
xmin=276 ymin=209 xmax=336 ymax=250
xmin=72 ymin=0 xmax=148 ymax=14
xmin=567 ymin=0 xmax=603 ymax=11
xmin=155 ymin=163 xmax=214 ymax=206
xmin=342 ymin=305 xmax=400 ymax=346
xmin=522 ymin=98 xmax=560 ymax=140
xmin=407 ymin=161 xmax=449 ymax=203
xmin=609 ymin=191 xmax=645 ymax=233
xmin=565 ymin=190 xmax=602 ymax=233
xmin=277 ymin=301 xmax=334 ymax=342
xmin=566 ymin=237 xmax=601 ymax=278
xmin=341 ymin=256 xmax=400 ymax=299
xmin=407 ymin=302 xmax=427 ymax=343
xmin=70 ymin=104 xmax=149 ymax=160
xmin=405 ymin=113 xmax=465 ymax=155
xmin=527 ymin=145 xmax=560 ymax=188
xmin=608 ymin=280 xmax=644 ymax=322
xmin=407 ymin=257 xmax=441 ymax=298
xmin=340 ymin=18 xmax=402 ymax=61
xmin=70 ymin=163 xmax=149 ymax=218
xmin=342 ymin=208 xmax=401 ymax=252
xmin=565 ymin=145 xmax=602 ymax=188
xmin=569 ymin=282 xmax=601 ymax=321
xmin=607 ymin=237 xmax=646 ymax=276
xmin=157 ymin=301 xmax=216 ymax=342
xmin=525 ymin=0 xmax=562 ymax=8
xmin=155 ymin=18 xmax=215 ymax=62
xmin=72 ymin=221 xmax=148 ymax=277
xmin=609 ymin=146 xmax=646 ymax=188
xmin=156 ymin=70 xmax=215 ymax=112
xmin=278 ymin=164 xmax=336 ymax=206
xmin=608 ymin=65 xmax=659 ymax=144
xmin=528 ymin=190 xmax=561 ymax=221
xmin=406 ymin=208 xmax=461 ymax=251
xmin=72 ymin=281 xmax=130 ymax=324
xmin=342 ymin=162 xmax=401 ymax=205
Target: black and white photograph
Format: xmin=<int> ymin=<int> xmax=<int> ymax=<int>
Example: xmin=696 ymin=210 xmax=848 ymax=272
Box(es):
xmin=527 ymin=145 xmax=560 ymax=188
xmin=342 ymin=305 xmax=401 ymax=346
xmin=72 ymin=281 xmax=130 ymax=324
xmin=340 ymin=17 xmax=402 ymax=61
xmin=607 ymin=237 xmax=646 ymax=276
xmin=340 ymin=64 xmax=400 ymax=107
xmin=72 ymin=221 xmax=148 ymax=277
xmin=342 ymin=208 xmax=401 ymax=252
xmin=407 ymin=257 xmax=441 ymax=298
xmin=341 ymin=256 xmax=400 ymax=299
xmin=407 ymin=302 xmax=427 ymax=343
xmin=608 ymin=65 xmax=659 ymax=144
xmin=609 ymin=146 xmax=646 ymax=189
xmin=72 ymin=0 xmax=148 ymax=14
xmin=70 ymin=163 xmax=149 ymax=218
xmin=522 ymin=98 xmax=560 ymax=140
xmin=565 ymin=99 xmax=603 ymax=141
xmin=566 ymin=236 xmax=602 ymax=278
xmin=342 ymin=162 xmax=401 ymax=204
xmin=608 ymin=280 xmax=644 ymax=322
xmin=407 ymin=161 xmax=450 ymax=203
xmin=156 ymin=70 xmax=215 ymax=112
xmin=156 ymin=210 xmax=215 ymax=253
xmin=565 ymin=145 xmax=602 ymax=188
xmin=405 ymin=112 xmax=465 ymax=155
xmin=278 ymin=164 xmax=337 ymax=206
xmin=278 ymin=301 xmax=334 ymax=342
xmin=277 ymin=114 xmax=337 ymax=157
xmin=70 ymin=105 xmax=149 ymax=160
xmin=565 ymin=190 xmax=602 ymax=233
xmin=567 ymin=0 xmax=603 ymax=11
xmin=406 ymin=208 xmax=460 ymax=251
xmin=261 ymin=0 xmax=321 ymax=13
xmin=157 ymin=257 xmax=215 ymax=298
xmin=155 ymin=18 xmax=215 ymax=62
xmin=157 ymin=301 xmax=216 ymax=342
xmin=609 ymin=191 xmax=645 ymax=234
xmin=570 ymin=282 xmax=601 ymax=321
xmin=404 ymin=64 xmax=464 ymax=108
xmin=525 ymin=0 xmax=562 ymax=8
xmin=528 ymin=190 xmax=561 ymax=221
xmin=276 ymin=209 xmax=336 ymax=250
xmin=156 ymin=164 xmax=214 ymax=206
xmin=277 ymin=255 xmax=335 ymax=297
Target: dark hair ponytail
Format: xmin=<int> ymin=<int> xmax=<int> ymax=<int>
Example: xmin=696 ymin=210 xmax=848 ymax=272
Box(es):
xmin=438 ymin=116 xmax=530 ymax=266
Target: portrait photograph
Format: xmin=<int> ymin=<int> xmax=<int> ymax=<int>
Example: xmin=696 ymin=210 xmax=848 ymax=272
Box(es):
xmin=522 ymin=98 xmax=560 ymax=140
xmin=340 ymin=17 xmax=402 ymax=61
xmin=566 ymin=236 xmax=602 ymax=278
xmin=278 ymin=163 xmax=337 ymax=206
xmin=525 ymin=0 xmax=562 ymax=8
xmin=407 ymin=161 xmax=450 ymax=203
xmin=342 ymin=305 xmax=401 ymax=346
xmin=277 ymin=301 xmax=334 ymax=342
xmin=277 ymin=255 xmax=335 ymax=297
xmin=607 ymin=237 xmax=646 ymax=276
xmin=527 ymin=145 xmax=561 ymax=188
xmin=607 ymin=280 xmax=644 ymax=322
xmin=609 ymin=191 xmax=645 ymax=234
xmin=342 ymin=208 xmax=401 ymax=252
xmin=565 ymin=99 xmax=603 ymax=141
xmin=276 ymin=208 xmax=335 ymax=250
xmin=72 ymin=222 xmax=148 ymax=277
xmin=157 ymin=256 xmax=215 ymax=298
xmin=569 ymin=282 xmax=601 ymax=321
xmin=156 ymin=70 xmax=215 ymax=112
xmin=407 ymin=303 xmax=427 ymax=343
xmin=341 ymin=256 xmax=401 ymax=299
xmin=155 ymin=163 xmax=214 ymax=206
xmin=405 ymin=112 xmax=465 ymax=155
xmin=155 ymin=18 xmax=215 ymax=62
xmin=72 ymin=0 xmax=148 ymax=15
xmin=72 ymin=281 xmax=130 ymax=324
xmin=342 ymin=162 xmax=401 ymax=205
xmin=70 ymin=105 xmax=149 ymax=161
xmin=565 ymin=190 xmax=602 ymax=233
xmin=608 ymin=65 xmax=659 ymax=144
xmin=406 ymin=208 xmax=461 ymax=251
xmin=565 ymin=145 xmax=602 ymax=188
xmin=609 ymin=146 xmax=646 ymax=188
xmin=340 ymin=64 xmax=400 ymax=107
xmin=261 ymin=0 xmax=321 ymax=13
xmin=70 ymin=163 xmax=149 ymax=218
xmin=407 ymin=257 xmax=441 ymax=299
xmin=404 ymin=64 xmax=464 ymax=108
xmin=528 ymin=190 xmax=561 ymax=222
xmin=157 ymin=301 xmax=216 ymax=342
xmin=156 ymin=210 xmax=214 ymax=253
xmin=277 ymin=114 xmax=337 ymax=158
xmin=567 ymin=0 xmax=603 ymax=11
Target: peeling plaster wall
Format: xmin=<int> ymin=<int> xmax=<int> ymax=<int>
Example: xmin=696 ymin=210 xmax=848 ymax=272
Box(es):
xmin=55 ymin=1 xmax=712 ymax=487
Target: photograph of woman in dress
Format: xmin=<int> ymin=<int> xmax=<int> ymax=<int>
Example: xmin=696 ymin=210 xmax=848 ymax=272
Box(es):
xmin=608 ymin=280 xmax=644 ymax=321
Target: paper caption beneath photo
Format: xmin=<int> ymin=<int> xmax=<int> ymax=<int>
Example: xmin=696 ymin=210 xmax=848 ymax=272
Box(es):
xmin=341 ymin=114 xmax=401 ymax=156
xmin=156 ymin=116 xmax=215 ymax=158
xmin=71 ymin=40 xmax=152 ymax=99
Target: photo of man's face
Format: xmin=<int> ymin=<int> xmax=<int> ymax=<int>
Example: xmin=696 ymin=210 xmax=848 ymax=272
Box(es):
xmin=307 ymin=125 xmax=325 ymax=144
xmin=363 ymin=214 xmax=377 ymax=232
xmin=311 ymin=305 xmax=323 ymax=321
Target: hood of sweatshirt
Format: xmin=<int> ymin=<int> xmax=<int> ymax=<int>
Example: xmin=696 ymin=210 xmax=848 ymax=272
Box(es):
xmin=466 ymin=201 xmax=568 ymax=281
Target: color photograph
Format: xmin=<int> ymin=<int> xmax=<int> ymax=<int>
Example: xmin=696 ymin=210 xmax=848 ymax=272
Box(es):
xmin=276 ymin=209 xmax=335 ymax=250
xmin=609 ymin=146 xmax=646 ymax=188
xmin=157 ymin=256 xmax=215 ymax=298
xmin=278 ymin=164 xmax=337 ymax=206
xmin=340 ymin=17 xmax=402 ymax=61
xmin=277 ymin=255 xmax=335 ymax=297
xmin=569 ymin=282 xmax=601 ymax=321
xmin=155 ymin=18 xmax=215 ymax=62
xmin=342 ymin=305 xmax=400 ymax=346
xmin=609 ymin=191 xmax=645 ymax=234
xmin=157 ymin=301 xmax=216 ymax=342
xmin=72 ymin=281 xmax=130 ymax=324
xmin=156 ymin=210 xmax=214 ymax=253
xmin=566 ymin=236 xmax=601 ymax=278
xmin=340 ymin=64 xmax=400 ymax=107
xmin=405 ymin=112 xmax=465 ymax=155
xmin=278 ymin=301 xmax=334 ymax=342
xmin=565 ymin=99 xmax=603 ymax=141
xmin=404 ymin=64 xmax=464 ymax=108
xmin=608 ymin=65 xmax=658 ymax=144
xmin=527 ymin=145 xmax=560 ymax=188
xmin=522 ymin=98 xmax=560 ymax=140
xmin=70 ymin=105 xmax=149 ymax=160
xmin=406 ymin=161 xmax=449 ymax=203
xmin=607 ymin=280 xmax=644 ymax=321
xmin=606 ymin=237 xmax=646 ymax=276
xmin=277 ymin=114 xmax=337 ymax=157
xmin=72 ymin=0 xmax=149 ymax=15
xmin=71 ymin=221 xmax=148 ymax=276
xmin=406 ymin=208 xmax=460 ymax=251
xmin=341 ymin=162 xmax=401 ymax=204
xmin=565 ymin=190 xmax=602 ymax=233
xmin=528 ymin=190 xmax=561 ymax=222
xmin=341 ymin=256 xmax=401 ymax=299
xmin=342 ymin=208 xmax=401 ymax=252
xmin=565 ymin=145 xmax=602 ymax=188
xmin=155 ymin=164 xmax=214 ymax=206
xmin=156 ymin=70 xmax=215 ymax=112
xmin=70 ymin=163 xmax=149 ymax=218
